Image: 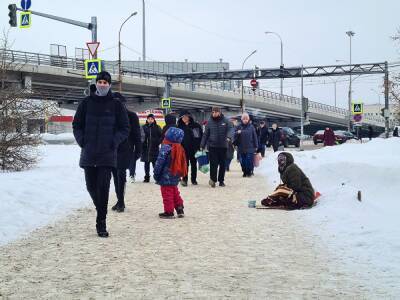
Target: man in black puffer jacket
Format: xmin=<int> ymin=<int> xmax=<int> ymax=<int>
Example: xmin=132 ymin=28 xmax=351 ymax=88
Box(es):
xmin=200 ymin=106 xmax=233 ymax=187
xmin=73 ymin=72 xmax=129 ymax=237
xmin=178 ymin=110 xmax=203 ymax=186
xmin=110 ymin=93 xmax=142 ymax=212
xmin=141 ymin=114 xmax=162 ymax=182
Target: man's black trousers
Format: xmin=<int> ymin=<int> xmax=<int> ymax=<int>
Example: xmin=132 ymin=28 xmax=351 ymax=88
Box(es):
xmin=208 ymin=147 xmax=227 ymax=183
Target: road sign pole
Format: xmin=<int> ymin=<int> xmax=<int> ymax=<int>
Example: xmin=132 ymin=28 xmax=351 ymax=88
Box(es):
xmin=300 ymin=65 xmax=304 ymax=151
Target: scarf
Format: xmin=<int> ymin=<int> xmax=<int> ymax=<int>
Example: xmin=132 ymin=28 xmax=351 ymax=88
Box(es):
xmin=162 ymin=139 xmax=188 ymax=177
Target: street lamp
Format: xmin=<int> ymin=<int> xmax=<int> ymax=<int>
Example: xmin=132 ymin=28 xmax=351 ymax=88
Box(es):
xmin=240 ymin=50 xmax=257 ymax=113
xmin=346 ymin=30 xmax=355 ymax=131
xmin=118 ymin=12 xmax=138 ymax=92
xmin=265 ymin=31 xmax=284 ymax=97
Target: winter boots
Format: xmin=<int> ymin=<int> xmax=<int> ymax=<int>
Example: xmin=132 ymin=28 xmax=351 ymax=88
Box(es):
xmin=176 ymin=206 xmax=184 ymax=218
xmin=111 ymin=202 xmax=125 ymax=213
xmin=143 ymin=176 xmax=150 ymax=183
xmin=209 ymin=179 xmax=216 ymax=188
xmin=96 ymin=219 xmax=109 ymax=238
xmin=159 ymin=212 xmax=175 ymax=219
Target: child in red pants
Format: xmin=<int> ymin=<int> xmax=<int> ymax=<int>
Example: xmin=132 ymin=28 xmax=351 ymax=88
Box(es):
xmin=153 ymin=127 xmax=187 ymax=218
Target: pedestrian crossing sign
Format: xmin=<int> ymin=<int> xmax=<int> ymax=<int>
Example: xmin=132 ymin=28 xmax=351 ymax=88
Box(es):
xmin=20 ymin=11 xmax=31 ymax=28
xmin=351 ymin=102 xmax=363 ymax=115
xmin=161 ymin=97 xmax=171 ymax=109
xmin=84 ymin=59 xmax=102 ymax=79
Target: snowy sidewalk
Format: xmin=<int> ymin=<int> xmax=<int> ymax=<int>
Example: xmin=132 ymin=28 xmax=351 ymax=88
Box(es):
xmin=0 ymin=163 xmax=387 ymax=299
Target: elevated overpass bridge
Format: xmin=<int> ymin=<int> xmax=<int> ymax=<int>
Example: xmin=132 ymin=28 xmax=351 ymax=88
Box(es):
xmin=1 ymin=49 xmax=386 ymax=133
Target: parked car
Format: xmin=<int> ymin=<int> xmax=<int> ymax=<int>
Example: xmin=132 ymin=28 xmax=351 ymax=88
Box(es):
xmin=281 ymin=127 xmax=300 ymax=147
xmin=313 ymin=130 xmax=325 ymax=145
xmin=335 ymin=130 xmax=355 ymax=143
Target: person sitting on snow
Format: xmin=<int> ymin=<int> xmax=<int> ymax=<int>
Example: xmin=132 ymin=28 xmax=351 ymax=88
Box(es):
xmin=261 ymin=152 xmax=315 ymax=209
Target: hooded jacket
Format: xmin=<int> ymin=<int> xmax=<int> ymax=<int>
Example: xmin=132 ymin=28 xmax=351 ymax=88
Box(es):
xmin=177 ymin=113 xmax=203 ymax=156
xmin=278 ymin=152 xmax=315 ymax=207
xmin=153 ymin=127 xmax=185 ymax=186
xmin=161 ymin=113 xmax=177 ymax=141
xmin=72 ymin=91 xmax=129 ymax=168
xmin=141 ymin=120 xmax=162 ymax=163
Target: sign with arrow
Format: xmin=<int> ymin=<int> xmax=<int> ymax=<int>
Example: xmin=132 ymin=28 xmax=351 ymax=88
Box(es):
xmin=20 ymin=0 xmax=31 ymax=11
xmin=20 ymin=11 xmax=31 ymax=28
xmin=86 ymin=42 xmax=100 ymax=58
xmin=84 ymin=59 xmax=102 ymax=79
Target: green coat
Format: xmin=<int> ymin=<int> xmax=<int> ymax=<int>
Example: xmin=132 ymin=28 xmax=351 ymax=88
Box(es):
xmin=279 ymin=153 xmax=315 ymax=207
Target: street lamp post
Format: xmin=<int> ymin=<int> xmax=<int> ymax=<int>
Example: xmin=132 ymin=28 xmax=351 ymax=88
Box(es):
xmin=265 ymin=31 xmax=284 ymax=97
xmin=118 ymin=12 xmax=138 ymax=92
xmin=142 ymin=0 xmax=146 ymax=61
xmin=240 ymin=50 xmax=257 ymax=113
xmin=346 ymin=30 xmax=355 ymax=131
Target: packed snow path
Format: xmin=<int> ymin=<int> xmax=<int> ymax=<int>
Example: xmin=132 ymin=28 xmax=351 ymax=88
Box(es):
xmin=0 ymin=163 xmax=388 ymax=299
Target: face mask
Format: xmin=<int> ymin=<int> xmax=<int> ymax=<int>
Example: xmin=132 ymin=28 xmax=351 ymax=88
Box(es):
xmin=95 ymin=84 xmax=111 ymax=97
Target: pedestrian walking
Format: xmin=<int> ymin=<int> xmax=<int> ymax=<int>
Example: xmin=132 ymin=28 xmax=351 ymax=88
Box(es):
xmin=177 ymin=110 xmax=203 ymax=186
xmin=394 ymin=126 xmax=399 ymax=137
xmin=323 ymin=127 xmax=335 ymax=146
xmin=141 ymin=114 xmax=162 ymax=183
xmin=72 ymin=71 xmax=129 ymax=237
xmin=368 ymin=125 xmax=374 ymax=141
xmin=268 ymin=123 xmax=283 ymax=152
xmin=258 ymin=121 xmax=269 ymax=157
xmin=200 ymin=106 xmax=233 ymax=187
xmin=225 ymin=137 xmax=235 ymax=172
xmin=161 ymin=113 xmax=177 ymax=141
xmin=153 ymin=127 xmax=187 ymax=219
xmin=234 ymin=113 xmax=258 ymax=177
xmin=110 ymin=93 xmax=141 ymax=212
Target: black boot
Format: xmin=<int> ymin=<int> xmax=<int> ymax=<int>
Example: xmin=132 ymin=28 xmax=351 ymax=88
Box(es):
xmin=143 ymin=176 xmax=150 ymax=183
xmin=176 ymin=206 xmax=184 ymax=218
xmin=181 ymin=180 xmax=188 ymax=187
xmin=159 ymin=212 xmax=175 ymax=219
xmin=112 ymin=202 xmax=125 ymax=212
xmin=96 ymin=219 xmax=109 ymax=238
xmin=191 ymin=179 xmax=198 ymax=185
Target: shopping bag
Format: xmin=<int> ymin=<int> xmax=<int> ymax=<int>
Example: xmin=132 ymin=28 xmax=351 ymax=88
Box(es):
xmin=195 ymin=150 xmax=209 ymax=174
xmin=253 ymin=153 xmax=262 ymax=167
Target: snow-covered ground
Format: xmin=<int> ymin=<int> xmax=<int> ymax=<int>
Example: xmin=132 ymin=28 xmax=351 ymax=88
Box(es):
xmin=260 ymin=138 xmax=400 ymax=282
xmin=0 ymin=142 xmax=144 ymax=246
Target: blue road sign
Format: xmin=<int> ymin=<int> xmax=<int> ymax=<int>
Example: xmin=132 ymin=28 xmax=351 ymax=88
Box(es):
xmin=20 ymin=0 xmax=31 ymax=10
xmin=84 ymin=59 xmax=102 ymax=79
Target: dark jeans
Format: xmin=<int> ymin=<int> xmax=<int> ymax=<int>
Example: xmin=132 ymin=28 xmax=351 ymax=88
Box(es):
xmin=144 ymin=161 xmax=155 ymax=179
xmin=240 ymin=153 xmax=254 ymax=176
xmin=225 ymin=159 xmax=232 ymax=171
xmin=208 ymin=147 xmax=227 ymax=183
xmin=259 ymin=144 xmax=266 ymax=157
xmin=112 ymin=168 xmax=127 ymax=206
xmin=129 ymin=152 xmax=137 ymax=178
xmin=183 ymin=153 xmax=197 ymax=183
xmin=84 ymin=166 xmax=112 ymax=222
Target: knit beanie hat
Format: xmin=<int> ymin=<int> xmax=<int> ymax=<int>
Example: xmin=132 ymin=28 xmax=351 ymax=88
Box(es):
xmin=96 ymin=71 xmax=112 ymax=84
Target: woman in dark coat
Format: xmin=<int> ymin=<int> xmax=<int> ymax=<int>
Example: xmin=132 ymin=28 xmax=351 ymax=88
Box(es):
xmin=268 ymin=123 xmax=283 ymax=152
xmin=323 ymin=127 xmax=336 ymax=146
xmin=234 ymin=113 xmax=258 ymax=177
xmin=141 ymin=113 xmax=162 ymax=182
xmin=261 ymin=152 xmax=315 ymax=209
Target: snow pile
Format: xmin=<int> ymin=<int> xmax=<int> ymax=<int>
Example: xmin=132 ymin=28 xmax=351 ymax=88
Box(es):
xmin=260 ymin=138 xmax=400 ymax=280
xmin=41 ymin=133 xmax=76 ymax=145
xmin=0 ymin=145 xmax=88 ymax=245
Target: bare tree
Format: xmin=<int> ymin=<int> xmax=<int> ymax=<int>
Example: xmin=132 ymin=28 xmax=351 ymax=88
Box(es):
xmin=0 ymin=30 xmax=58 ymax=171
xmin=391 ymin=29 xmax=400 ymax=123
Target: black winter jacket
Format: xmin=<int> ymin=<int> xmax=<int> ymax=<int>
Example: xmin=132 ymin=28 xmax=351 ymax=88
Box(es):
xmin=161 ymin=114 xmax=177 ymax=141
xmin=268 ymin=128 xmax=283 ymax=151
xmin=200 ymin=114 xmax=233 ymax=149
xmin=72 ymin=92 xmax=129 ymax=168
xmin=258 ymin=126 xmax=269 ymax=145
xmin=178 ymin=116 xmax=203 ymax=156
xmin=141 ymin=121 xmax=162 ymax=163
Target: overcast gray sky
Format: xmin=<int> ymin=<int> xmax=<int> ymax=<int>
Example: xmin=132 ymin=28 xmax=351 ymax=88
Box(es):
xmin=2 ymin=0 xmax=400 ymax=108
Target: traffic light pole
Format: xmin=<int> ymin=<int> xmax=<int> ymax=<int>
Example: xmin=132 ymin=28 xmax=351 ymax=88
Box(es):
xmin=15 ymin=8 xmax=97 ymax=56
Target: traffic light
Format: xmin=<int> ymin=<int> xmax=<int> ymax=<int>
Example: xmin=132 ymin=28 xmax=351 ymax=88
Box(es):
xmin=8 ymin=4 xmax=17 ymax=27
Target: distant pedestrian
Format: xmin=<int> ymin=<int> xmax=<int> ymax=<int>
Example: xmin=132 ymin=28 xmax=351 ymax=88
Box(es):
xmin=368 ymin=125 xmax=374 ymax=141
xmin=234 ymin=113 xmax=258 ymax=177
xmin=141 ymin=114 xmax=162 ymax=183
xmin=111 ymin=93 xmax=141 ymax=212
xmin=268 ymin=123 xmax=283 ymax=152
xmin=323 ymin=127 xmax=335 ymax=146
xmin=177 ymin=110 xmax=203 ymax=186
xmin=72 ymin=71 xmax=129 ymax=237
xmin=225 ymin=135 xmax=235 ymax=172
xmin=258 ymin=121 xmax=269 ymax=157
xmin=200 ymin=106 xmax=233 ymax=187
xmin=153 ymin=127 xmax=187 ymax=219
xmin=394 ymin=126 xmax=399 ymax=137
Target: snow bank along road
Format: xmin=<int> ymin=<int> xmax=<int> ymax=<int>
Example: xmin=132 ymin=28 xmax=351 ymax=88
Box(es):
xmin=0 ymin=163 xmax=391 ymax=298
